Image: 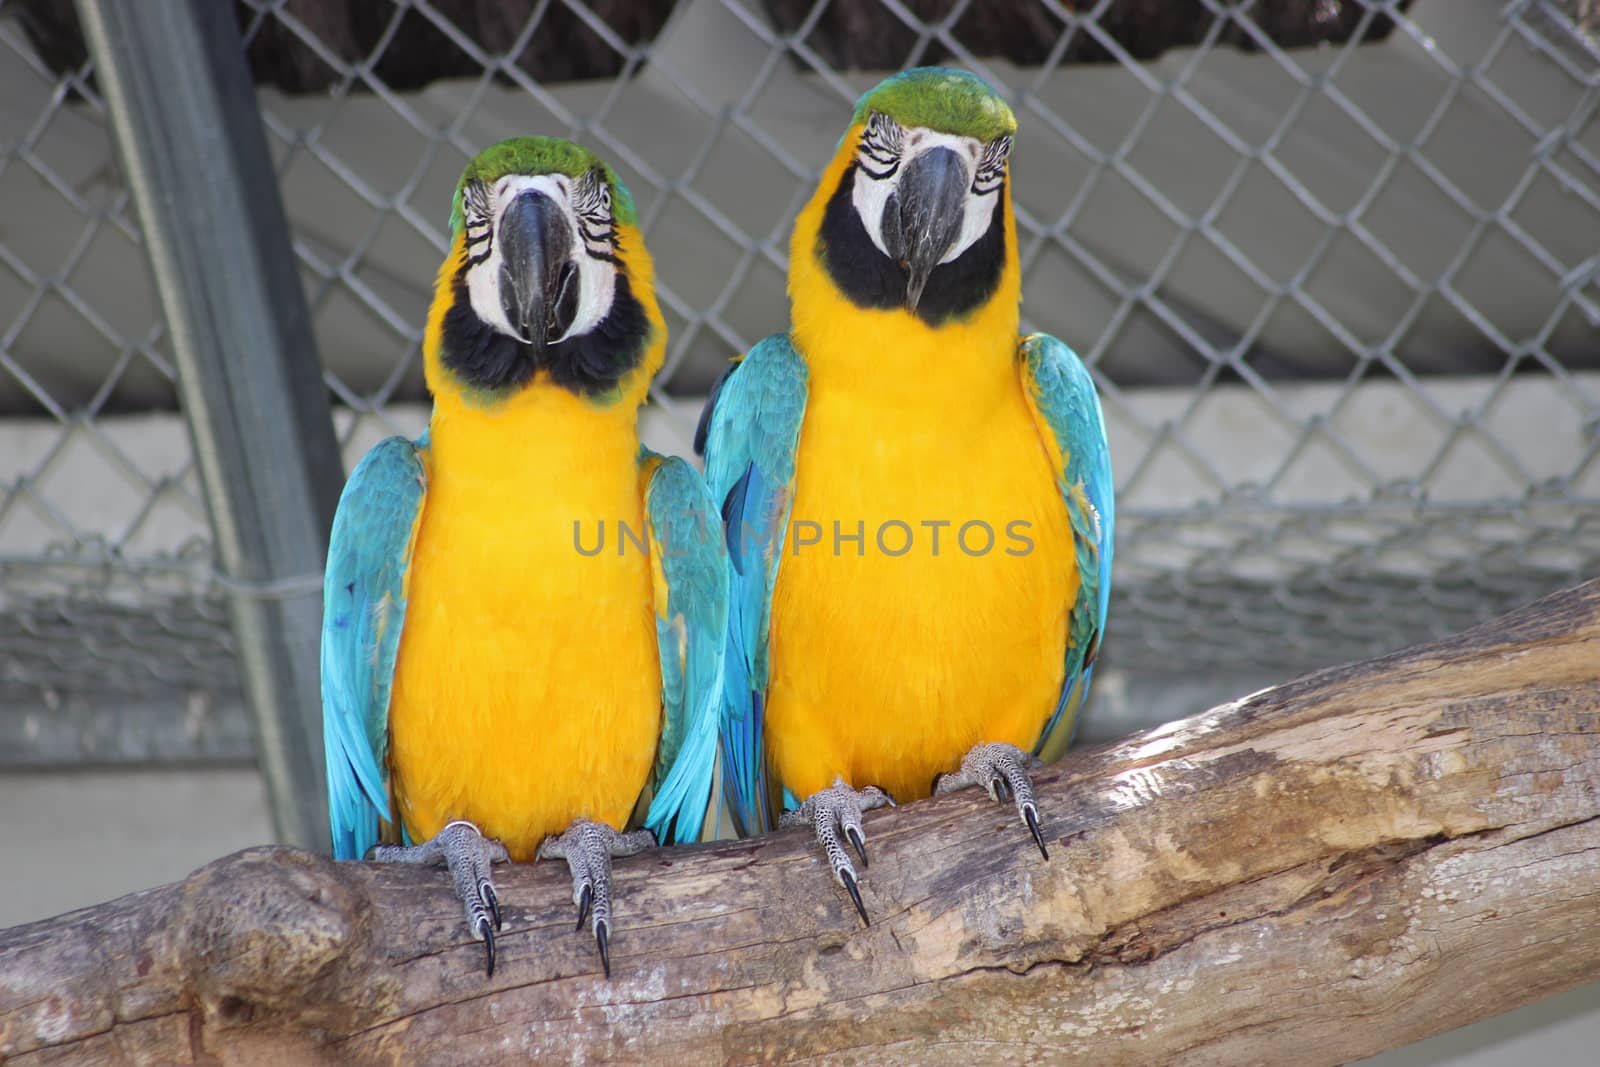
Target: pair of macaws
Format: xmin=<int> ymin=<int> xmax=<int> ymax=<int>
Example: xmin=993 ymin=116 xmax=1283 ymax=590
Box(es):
xmin=321 ymin=68 xmax=1113 ymax=980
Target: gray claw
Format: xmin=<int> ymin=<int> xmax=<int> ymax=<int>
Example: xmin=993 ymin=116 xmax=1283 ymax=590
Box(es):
xmin=786 ymin=777 xmax=893 ymax=928
xmin=484 ymin=881 xmax=502 ymax=931
xmin=538 ymin=820 xmax=654 ymax=979
xmin=845 ymin=824 xmax=869 ymax=869
xmin=840 ymin=868 xmax=869 ymax=926
xmin=1023 ymin=804 xmax=1048 ymax=861
xmin=369 ymin=819 xmax=511 ymax=978
xmin=596 ymin=920 xmax=611 ymax=979
xmin=476 ymin=914 xmax=497 ymax=977
xmin=935 ymin=742 xmax=1051 ymax=861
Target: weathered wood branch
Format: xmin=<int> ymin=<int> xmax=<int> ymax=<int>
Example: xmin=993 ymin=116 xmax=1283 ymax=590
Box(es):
xmin=4 ymin=582 xmax=1599 ymax=1065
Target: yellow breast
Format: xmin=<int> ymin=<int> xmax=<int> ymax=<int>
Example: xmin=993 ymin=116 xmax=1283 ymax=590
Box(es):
xmin=387 ymin=391 xmax=662 ymax=860
xmin=766 ymin=348 xmax=1074 ymax=804
xmin=766 ymin=144 xmax=1071 ymax=803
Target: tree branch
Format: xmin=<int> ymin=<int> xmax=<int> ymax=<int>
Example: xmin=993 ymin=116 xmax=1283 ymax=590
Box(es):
xmin=5 ymin=581 xmax=1600 ymax=1065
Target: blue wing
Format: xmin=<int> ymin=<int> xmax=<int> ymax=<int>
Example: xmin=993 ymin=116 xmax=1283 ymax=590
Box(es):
xmin=1020 ymin=334 xmax=1115 ymax=764
xmin=641 ymin=452 xmax=730 ymax=845
xmin=697 ymin=334 xmax=809 ymax=836
xmin=320 ymin=435 xmax=426 ymax=860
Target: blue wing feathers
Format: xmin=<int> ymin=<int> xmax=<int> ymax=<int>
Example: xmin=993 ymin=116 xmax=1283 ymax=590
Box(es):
xmin=699 ymin=334 xmax=809 ymax=835
xmin=1021 ymin=334 xmax=1115 ymax=759
xmin=721 ymin=463 xmax=755 ymax=574
xmin=695 ymin=361 xmax=737 ymax=456
xmin=642 ymin=454 xmax=731 ymax=846
xmin=320 ymin=436 xmax=426 ymax=860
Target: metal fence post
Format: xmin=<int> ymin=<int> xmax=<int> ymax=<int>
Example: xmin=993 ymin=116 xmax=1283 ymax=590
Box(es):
xmin=76 ymin=0 xmax=341 ymax=852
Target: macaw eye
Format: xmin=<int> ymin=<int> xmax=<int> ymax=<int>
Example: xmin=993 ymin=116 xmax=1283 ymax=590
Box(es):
xmin=571 ymin=169 xmax=608 ymax=219
xmin=462 ymin=179 xmax=493 ymax=265
xmin=572 ymin=168 xmax=617 ymax=253
xmin=972 ymin=135 xmax=1011 ymax=196
xmin=858 ymin=110 xmax=903 ymax=181
xmin=462 ymin=178 xmax=492 ymax=223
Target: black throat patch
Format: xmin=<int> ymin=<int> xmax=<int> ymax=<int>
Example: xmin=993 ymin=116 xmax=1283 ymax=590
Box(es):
xmin=440 ymin=266 xmax=651 ymax=397
xmin=816 ymin=162 xmax=1006 ymax=327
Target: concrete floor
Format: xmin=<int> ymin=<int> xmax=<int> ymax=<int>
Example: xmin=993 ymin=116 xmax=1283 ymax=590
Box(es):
xmin=2 ymin=767 xmax=1595 ymax=1064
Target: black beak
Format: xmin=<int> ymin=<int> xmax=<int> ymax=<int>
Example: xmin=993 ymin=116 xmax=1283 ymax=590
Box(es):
xmin=498 ymin=190 xmax=578 ymax=351
xmin=881 ymin=146 xmax=968 ymax=313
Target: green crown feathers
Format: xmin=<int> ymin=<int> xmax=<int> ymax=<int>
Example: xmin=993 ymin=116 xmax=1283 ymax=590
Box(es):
xmin=851 ymin=67 xmax=1017 ymax=142
xmin=447 ymin=136 xmax=639 ymax=236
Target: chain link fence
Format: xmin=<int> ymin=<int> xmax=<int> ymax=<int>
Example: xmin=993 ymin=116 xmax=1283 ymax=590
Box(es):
xmin=2 ymin=0 xmax=1597 ymax=765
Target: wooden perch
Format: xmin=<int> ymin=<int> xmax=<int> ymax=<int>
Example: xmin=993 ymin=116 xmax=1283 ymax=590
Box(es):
xmin=4 ymin=581 xmax=1599 ymax=1065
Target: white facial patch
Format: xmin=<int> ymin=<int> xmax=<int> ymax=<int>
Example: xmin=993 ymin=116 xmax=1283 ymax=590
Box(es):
xmin=851 ymin=164 xmax=898 ymax=261
xmin=850 ymin=123 xmax=1007 ymax=266
xmin=460 ymin=172 xmax=618 ymax=345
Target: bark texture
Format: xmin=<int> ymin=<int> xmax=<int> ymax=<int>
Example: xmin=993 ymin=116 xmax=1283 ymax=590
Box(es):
xmin=3 ymin=581 xmax=1599 ymax=1065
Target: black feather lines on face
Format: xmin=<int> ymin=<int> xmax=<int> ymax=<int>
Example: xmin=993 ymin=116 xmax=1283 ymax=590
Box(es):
xmin=441 ymin=233 xmax=651 ymax=398
xmin=817 ymin=161 xmax=1005 ymax=328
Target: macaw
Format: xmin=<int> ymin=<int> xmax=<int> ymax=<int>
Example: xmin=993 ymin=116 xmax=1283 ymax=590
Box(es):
xmin=695 ymin=68 xmax=1114 ymax=924
xmin=320 ymin=137 xmax=726 ymax=977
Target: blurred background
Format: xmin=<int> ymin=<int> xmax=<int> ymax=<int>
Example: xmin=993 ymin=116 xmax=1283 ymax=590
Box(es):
xmin=1 ymin=1 xmax=1596 ymax=1060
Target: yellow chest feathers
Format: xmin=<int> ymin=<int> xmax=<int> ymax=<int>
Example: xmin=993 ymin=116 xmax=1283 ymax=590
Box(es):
xmin=765 ymin=327 xmax=1076 ymax=804
xmin=386 ymin=392 xmax=662 ymax=860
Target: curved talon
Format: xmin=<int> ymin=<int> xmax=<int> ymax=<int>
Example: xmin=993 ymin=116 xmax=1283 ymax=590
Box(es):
xmin=938 ymin=742 xmax=1052 ymax=862
xmin=483 ymin=881 xmax=502 ymax=931
xmin=475 ymin=914 xmax=497 ymax=977
xmin=1023 ymin=804 xmax=1049 ymax=861
xmin=991 ymin=774 xmax=1012 ymax=803
xmin=792 ymin=779 xmax=891 ymax=927
xmin=575 ymin=882 xmax=592 ymax=932
xmin=543 ymin=820 xmax=653 ymax=980
xmin=846 ymin=825 xmax=869 ymax=869
xmin=839 ymin=868 xmax=869 ymax=927
xmin=367 ymin=820 xmax=510 ymax=982
xmin=867 ymin=784 xmax=898 ymax=808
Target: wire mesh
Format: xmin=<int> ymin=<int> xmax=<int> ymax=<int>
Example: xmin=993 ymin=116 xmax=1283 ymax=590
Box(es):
xmin=1 ymin=0 xmax=1597 ymax=763
xmin=0 ymin=6 xmax=241 ymax=752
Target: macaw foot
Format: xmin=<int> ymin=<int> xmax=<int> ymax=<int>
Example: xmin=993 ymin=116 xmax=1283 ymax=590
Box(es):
xmin=536 ymin=820 xmax=656 ymax=979
xmin=934 ymin=741 xmax=1050 ymax=860
xmin=369 ymin=820 xmax=511 ymax=976
xmin=779 ymin=777 xmax=895 ymax=928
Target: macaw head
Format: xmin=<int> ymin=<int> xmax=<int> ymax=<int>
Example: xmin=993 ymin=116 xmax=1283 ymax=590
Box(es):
xmin=427 ymin=137 xmax=661 ymax=403
xmin=793 ymin=67 xmax=1019 ymax=331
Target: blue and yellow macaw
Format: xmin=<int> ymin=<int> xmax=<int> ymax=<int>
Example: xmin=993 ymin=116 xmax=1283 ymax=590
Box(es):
xmin=696 ymin=69 xmax=1114 ymax=923
xmin=320 ymin=137 xmax=726 ymax=977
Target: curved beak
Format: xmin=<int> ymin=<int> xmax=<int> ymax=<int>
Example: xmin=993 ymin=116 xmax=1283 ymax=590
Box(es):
xmin=498 ymin=190 xmax=578 ymax=351
xmin=881 ymin=146 xmax=968 ymax=313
